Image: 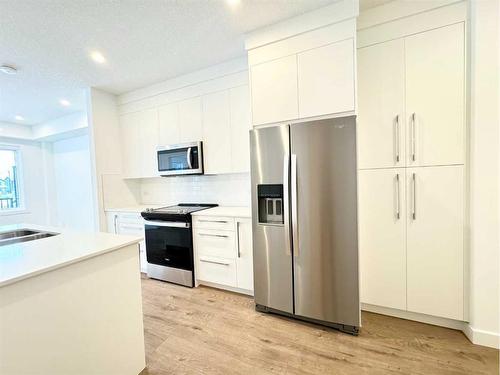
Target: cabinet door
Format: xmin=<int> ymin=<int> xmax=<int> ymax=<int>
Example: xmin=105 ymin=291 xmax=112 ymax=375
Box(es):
xmin=357 ymin=39 xmax=405 ymax=169
xmin=229 ymin=85 xmax=251 ymax=173
xmin=235 ymin=218 xmax=253 ymax=291
xmin=358 ymin=168 xmax=406 ymax=310
xmin=139 ymin=108 xmax=159 ymax=178
xmin=250 ymin=55 xmax=298 ymax=125
xmin=120 ymin=112 xmax=141 ymax=178
xmin=158 ymin=102 xmax=180 ymax=146
xmin=405 ymin=23 xmax=465 ymax=166
xmin=202 ymin=90 xmax=232 ymax=174
xmin=406 ymin=165 xmax=464 ymax=320
xmin=179 ymin=97 xmax=203 ymax=143
xmin=298 ymin=39 xmax=355 ymax=118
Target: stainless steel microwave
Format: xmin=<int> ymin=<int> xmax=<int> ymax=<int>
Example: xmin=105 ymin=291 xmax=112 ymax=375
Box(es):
xmin=157 ymin=141 xmax=203 ymax=176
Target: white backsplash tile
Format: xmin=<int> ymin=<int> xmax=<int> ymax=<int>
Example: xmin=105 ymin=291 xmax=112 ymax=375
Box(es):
xmin=140 ymin=173 xmax=251 ymax=206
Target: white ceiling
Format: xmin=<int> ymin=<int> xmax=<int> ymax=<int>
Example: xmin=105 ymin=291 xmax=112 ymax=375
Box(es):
xmin=359 ymin=0 xmax=394 ymax=11
xmin=0 ymin=0 xmax=340 ymax=126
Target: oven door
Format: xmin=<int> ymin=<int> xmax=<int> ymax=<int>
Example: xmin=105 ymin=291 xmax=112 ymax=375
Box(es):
xmin=144 ymin=221 xmax=193 ymax=271
xmin=157 ymin=141 xmax=203 ymax=176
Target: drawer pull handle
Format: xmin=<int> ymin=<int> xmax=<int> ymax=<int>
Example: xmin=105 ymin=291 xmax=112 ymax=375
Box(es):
xmin=200 ymin=259 xmax=230 ymax=266
xmin=198 ymin=220 xmax=228 ymax=223
xmin=199 ymin=233 xmax=229 ymax=238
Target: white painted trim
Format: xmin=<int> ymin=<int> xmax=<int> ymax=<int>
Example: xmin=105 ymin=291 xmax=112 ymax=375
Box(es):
xmin=363 ymin=303 xmax=500 ymax=349
xmin=463 ymin=325 xmax=500 ymax=349
xmin=357 ymin=2 xmax=467 ymax=48
xmin=118 ymin=57 xmax=248 ymax=106
xmin=197 ymin=280 xmax=253 ymax=297
xmin=357 ymin=0 xmax=463 ymax=30
xmin=245 ymin=0 xmax=359 ymax=51
xmin=362 ymin=303 xmax=467 ymax=330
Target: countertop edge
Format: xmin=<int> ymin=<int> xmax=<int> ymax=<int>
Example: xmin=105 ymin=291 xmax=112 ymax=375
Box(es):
xmin=0 ymin=237 xmax=141 ymax=288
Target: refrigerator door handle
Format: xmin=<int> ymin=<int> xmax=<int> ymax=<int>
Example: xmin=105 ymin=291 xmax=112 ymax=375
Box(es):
xmin=283 ymin=153 xmax=291 ymax=256
xmin=291 ymin=154 xmax=299 ymax=257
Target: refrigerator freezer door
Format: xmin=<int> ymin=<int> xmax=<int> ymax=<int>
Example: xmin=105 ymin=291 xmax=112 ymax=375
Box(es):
xmin=290 ymin=116 xmax=360 ymax=328
xmin=250 ymin=125 xmax=293 ymax=314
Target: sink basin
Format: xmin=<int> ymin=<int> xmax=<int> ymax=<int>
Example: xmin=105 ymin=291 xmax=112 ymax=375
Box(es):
xmin=0 ymin=229 xmax=59 ymax=247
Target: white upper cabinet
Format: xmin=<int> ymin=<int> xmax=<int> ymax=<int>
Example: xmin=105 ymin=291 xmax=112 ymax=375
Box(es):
xmin=298 ymin=39 xmax=355 ymax=118
xmin=158 ymin=102 xmax=180 ymax=146
xmin=120 ymin=108 xmax=158 ymax=178
xmin=250 ymin=55 xmax=299 ymax=126
xmin=179 ymin=97 xmax=203 ymax=143
xmin=359 ymin=168 xmax=407 ymax=310
xmin=229 ymin=85 xmax=251 ymax=173
xmin=405 ymin=23 xmax=465 ymax=167
xmin=357 ymin=39 xmax=405 ymax=169
xmin=202 ymin=90 xmax=232 ymax=175
xmin=406 ymin=165 xmax=464 ymax=320
xmin=120 ymin=112 xmax=141 ymax=178
xmin=140 ymin=108 xmax=160 ymax=177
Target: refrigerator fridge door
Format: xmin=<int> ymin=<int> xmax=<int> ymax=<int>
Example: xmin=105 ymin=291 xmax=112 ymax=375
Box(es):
xmin=250 ymin=125 xmax=293 ymax=314
xmin=290 ymin=116 xmax=360 ymax=330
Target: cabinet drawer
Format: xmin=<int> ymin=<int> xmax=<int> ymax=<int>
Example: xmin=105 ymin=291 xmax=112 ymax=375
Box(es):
xmin=194 ymin=229 xmax=235 ymax=258
xmin=193 ymin=216 xmax=234 ymax=231
xmin=117 ymin=222 xmax=144 ymax=237
xmin=197 ymin=256 xmax=237 ymax=287
xmin=118 ymin=212 xmax=143 ymax=223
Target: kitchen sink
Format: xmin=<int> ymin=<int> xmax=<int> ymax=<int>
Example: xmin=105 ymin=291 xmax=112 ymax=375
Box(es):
xmin=0 ymin=229 xmax=59 ymax=247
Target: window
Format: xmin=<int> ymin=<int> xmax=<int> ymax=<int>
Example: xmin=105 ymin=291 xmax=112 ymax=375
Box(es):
xmin=0 ymin=148 xmax=22 ymax=210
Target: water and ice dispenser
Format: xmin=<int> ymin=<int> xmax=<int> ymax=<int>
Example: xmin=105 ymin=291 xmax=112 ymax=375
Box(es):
xmin=257 ymin=184 xmax=284 ymax=225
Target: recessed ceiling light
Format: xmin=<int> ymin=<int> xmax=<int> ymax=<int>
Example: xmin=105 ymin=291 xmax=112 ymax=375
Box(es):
xmin=0 ymin=65 xmax=17 ymax=75
xmin=15 ymin=115 xmax=24 ymax=121
xmin=226 ymin=0 xmax=240 ymax=6
xmin=90 ymin=51 xmax=106 ymax=64
xmin=60 ymin=99 xmax=71 ymax=107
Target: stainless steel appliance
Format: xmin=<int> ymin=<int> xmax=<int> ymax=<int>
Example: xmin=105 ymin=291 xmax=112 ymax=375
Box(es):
xmin=141 ymin=204 xmax=217 ymax=287
xmin=157 ymin=141 xmax=203 ymax=176
xmin=250 ymin=116 xmax=360 ymax=334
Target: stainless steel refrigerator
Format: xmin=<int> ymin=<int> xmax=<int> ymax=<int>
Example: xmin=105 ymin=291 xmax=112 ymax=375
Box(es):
xmin=250 ymin=116 xmax=360 ymax=334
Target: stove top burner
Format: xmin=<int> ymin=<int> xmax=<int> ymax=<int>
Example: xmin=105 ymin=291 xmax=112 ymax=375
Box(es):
xmin=142 ymin=203 xmax=218 ymax=221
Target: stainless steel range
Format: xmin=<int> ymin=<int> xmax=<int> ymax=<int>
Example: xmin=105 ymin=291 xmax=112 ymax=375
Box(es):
xmin=141 ymin=204 xmax=217 ymax=287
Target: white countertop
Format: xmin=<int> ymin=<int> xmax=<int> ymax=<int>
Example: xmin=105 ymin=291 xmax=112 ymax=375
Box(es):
xmin=192 ymin=206 xmax=251 ymax=218
xmin=0 ymin=224 xmax=141 ymax=288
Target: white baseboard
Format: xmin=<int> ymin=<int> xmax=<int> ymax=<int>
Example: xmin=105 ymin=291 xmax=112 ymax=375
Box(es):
xmin=463 ymin=325 xmax=500 ymax=349
xmin=362 ymin=303 xmax=500 ymax=349
xmin=197 ymin=280 xmax=253 ymax=297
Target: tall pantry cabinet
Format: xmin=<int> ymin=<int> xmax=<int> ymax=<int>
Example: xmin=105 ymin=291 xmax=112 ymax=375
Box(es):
xmin=357 ymin=22 xmax=466 ymax=321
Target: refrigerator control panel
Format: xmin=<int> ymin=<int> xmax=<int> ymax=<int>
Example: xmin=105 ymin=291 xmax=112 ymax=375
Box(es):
xmin=257 ymin=184 xmax=284 ymax=225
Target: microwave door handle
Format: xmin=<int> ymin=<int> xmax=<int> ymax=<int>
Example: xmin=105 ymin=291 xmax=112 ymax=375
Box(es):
xmin=186 ymin=147 xmax=192 ymax=169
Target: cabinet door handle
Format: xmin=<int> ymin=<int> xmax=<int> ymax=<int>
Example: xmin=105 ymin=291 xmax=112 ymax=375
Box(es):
xmin=395 ymin=173 xmax=400 ymax=220
xmin=198 ymin=219 xmax=228 ymax=223
xmin=236 ymin=221 xmax=241 ymax=258
xmin=200 ymin=258 xmax=230 ymax=266
xmin=411 ymin=113 xmax=416 ymax=162
xmin=198 ymin=233 xmax=229 ymax=238
xmin=412 ymin=173 xmax=416 ymax=220
xmin=394 ymin=115 xmax=400 ymax=163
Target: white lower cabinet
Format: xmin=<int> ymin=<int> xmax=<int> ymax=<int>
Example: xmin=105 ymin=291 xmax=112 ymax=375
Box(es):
xmin=106 ymin=211 xmax=147 ymax=273
xmin=193 ymin=215 xmax=253 ymax=294
xmin=359 ymin=168 xmax=407 ymax=310
xmin=359 ymin=165 xmax=464 ymax=320
xmin=406 ymin=165 xmax=464 ymax=320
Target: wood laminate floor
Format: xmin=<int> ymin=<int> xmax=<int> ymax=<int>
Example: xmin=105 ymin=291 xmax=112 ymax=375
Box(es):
xmin=140 ymin=277 xmax=498 ymax=375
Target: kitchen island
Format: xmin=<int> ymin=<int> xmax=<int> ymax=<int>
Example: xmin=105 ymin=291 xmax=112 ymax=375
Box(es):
xmin=0 ymin=224 xmax=146 ymax=375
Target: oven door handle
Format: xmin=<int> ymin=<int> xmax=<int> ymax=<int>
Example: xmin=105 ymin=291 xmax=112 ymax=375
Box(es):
xmin=144 ymin=220 xmax=190 ymax=228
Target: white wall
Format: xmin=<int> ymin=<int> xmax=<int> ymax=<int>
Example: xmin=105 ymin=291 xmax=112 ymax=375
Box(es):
xmin=467 ymin=0 xmax=500 ymax=348
xmin=0 ymin=122 xmax=32 ymax=140
xmin=140 ymin=173 xmax=250 ymax=207
xmin=0 ymin=138 xmax=51 ymax=226
xmin=51 ymin=134 xmax=94 ymax=231
xmin=32 ymin=112 xmax=88 ymax=141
